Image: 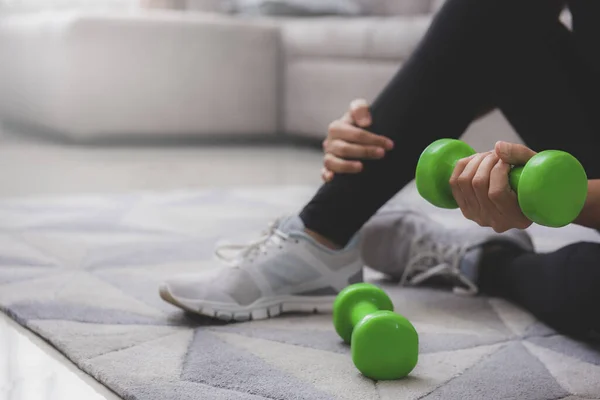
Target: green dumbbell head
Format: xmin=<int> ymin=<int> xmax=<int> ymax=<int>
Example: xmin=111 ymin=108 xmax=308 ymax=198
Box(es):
xmin=415 ymin=139 xmax=476 ymax=209
xmin=514 ymin=150 xmax=587 ymax=228
xmin=333 ymin=283 xmax=419 ymax=381
xmin=415 ymin=139 xmax=588 ymax=228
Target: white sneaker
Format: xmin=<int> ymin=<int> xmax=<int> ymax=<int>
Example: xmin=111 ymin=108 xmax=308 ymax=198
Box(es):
xmin=159 ymin=215 xmax=363 ymax=321
xmin=362 ymin=209 xmax=534 ymax=295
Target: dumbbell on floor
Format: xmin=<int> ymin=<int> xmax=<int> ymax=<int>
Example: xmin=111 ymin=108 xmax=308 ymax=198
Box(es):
xmin=415 ymin=138 xmax=588 ymax=228
xmin=333 ymin=283 xmax=419 ymax=380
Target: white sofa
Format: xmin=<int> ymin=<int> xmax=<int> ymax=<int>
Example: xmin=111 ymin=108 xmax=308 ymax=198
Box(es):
xmin=0 ymin=11 xmax=280 ymax=139
xmin=280 ymin=15 xmax=430 ymax=139
xmin=0 ymin=0 xmax=524 ymax=150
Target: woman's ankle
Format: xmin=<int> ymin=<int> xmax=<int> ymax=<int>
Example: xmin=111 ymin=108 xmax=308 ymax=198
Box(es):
xmin=304 ymin=228 xmax=342 ymax=250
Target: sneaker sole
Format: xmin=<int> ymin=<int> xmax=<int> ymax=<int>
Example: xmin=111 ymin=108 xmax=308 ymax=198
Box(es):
xmin=159 ymin=284 xmax=336 ymax=322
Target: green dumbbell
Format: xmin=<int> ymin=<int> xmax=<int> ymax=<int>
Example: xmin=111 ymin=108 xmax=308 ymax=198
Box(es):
xmin=333 ymin=283 xmax=419 ymax=380
xmin=415 ymin=138 xmax=588 ymax=228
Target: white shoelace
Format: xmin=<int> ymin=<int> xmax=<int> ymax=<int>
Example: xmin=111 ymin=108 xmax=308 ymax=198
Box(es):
xmin=399 ymin=227 xmax=479 ymax=296
xmin=214 ymin=218 xmax=293 ymax=267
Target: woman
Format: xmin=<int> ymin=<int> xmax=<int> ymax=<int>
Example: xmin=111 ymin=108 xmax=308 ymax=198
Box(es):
xmin=160 ymin=0 xmax=600 ymax=340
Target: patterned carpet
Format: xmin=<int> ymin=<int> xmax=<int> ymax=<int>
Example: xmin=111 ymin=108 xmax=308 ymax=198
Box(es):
xmin=1 ymin=185 xmax=599 ymax=400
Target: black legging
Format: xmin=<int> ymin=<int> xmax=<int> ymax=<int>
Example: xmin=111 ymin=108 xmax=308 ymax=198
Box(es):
xmin=480 ymin=242 xmax=600 ymax=340
xmin=299 ymin=0 xmax=600 ymax=338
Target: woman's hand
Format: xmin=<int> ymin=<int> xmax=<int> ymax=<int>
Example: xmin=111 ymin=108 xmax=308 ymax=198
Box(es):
xmin=449 ymin=141 xmax=537 ymax=232
xmin=321 ymin=99 xmax=394 ymax=182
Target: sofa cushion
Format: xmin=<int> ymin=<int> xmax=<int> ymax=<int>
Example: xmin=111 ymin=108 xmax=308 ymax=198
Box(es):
xmin=357 ymin=0 xmax=432 ymax=16
xmin=430 ymin=0 xmax=445 ymax=13
xmin=281 ymin=16 xmax=431 ymax=61
xmin=232 ymin=0 xmax=363 ymax=16
xmin=185 ymin=0 xmax=231 ymax=12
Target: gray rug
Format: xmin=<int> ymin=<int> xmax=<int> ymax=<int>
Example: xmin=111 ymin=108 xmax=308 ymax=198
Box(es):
xmin=1 ymin=185 xmax=600 ymax=400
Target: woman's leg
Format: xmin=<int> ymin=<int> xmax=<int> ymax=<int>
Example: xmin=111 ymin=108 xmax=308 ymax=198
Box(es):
xmin=301 ymin=0 xmax=600 ymax=247
xmin=480 ymin=242 xmax=600 ymax=340
xmin=490 ymin=2 xmax=600 ymax=173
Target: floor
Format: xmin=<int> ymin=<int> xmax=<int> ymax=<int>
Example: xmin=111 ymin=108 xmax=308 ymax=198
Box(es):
xmin=0 ymin=125 xmax=323 ymax=400
xmin=0 ymin=128 xmax=323 ymax=199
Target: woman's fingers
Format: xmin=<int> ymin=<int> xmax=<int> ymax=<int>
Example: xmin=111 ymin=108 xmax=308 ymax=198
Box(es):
xmin=324 ymin=138 xmax=385 ymax=160
xmin=495 ymin=141 xmax=537 ymax=165
xmin=323 ymin=153 xmax=363 ymax=174
xmin=327 ymin=119 xmax=394 ymax=150
xmin=453 ymin=153 xmax=490 ymax=222
xmin=472 ymin=153 xmax=505 ymax=229
xmin=489 ymin=159 xmax=532 ymax=230
xmin=449 ymin=144 xmax=535 ymax=231
xmin=321 ymin=167 xmax=334 ymax=183
xmin=450 ymin=154 xmax=475 ymax=219
xmin=349 ymin=98 xmax=372 ymax=127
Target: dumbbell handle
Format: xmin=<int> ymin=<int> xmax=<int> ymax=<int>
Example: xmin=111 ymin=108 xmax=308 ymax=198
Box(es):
xmin=508 ymin=167 xmax=524 ymax=193
xmin=449 ymin=158 xmax=523 ymax=193
xmin=351 ymin=301 xmax=379 ymax=327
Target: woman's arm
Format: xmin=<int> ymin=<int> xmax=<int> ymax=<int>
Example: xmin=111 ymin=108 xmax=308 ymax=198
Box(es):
xmin=574 ymin=180 xmax=600 ymax=230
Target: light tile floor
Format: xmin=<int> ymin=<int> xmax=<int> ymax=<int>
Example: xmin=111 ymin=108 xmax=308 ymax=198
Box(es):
xmin=0 ymin=313 xmax=119 ymax=400
xmin=0 ymin=126 xmax=324 ymax=400
xmin=0 ymin=128 xmax=323 ymax=199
